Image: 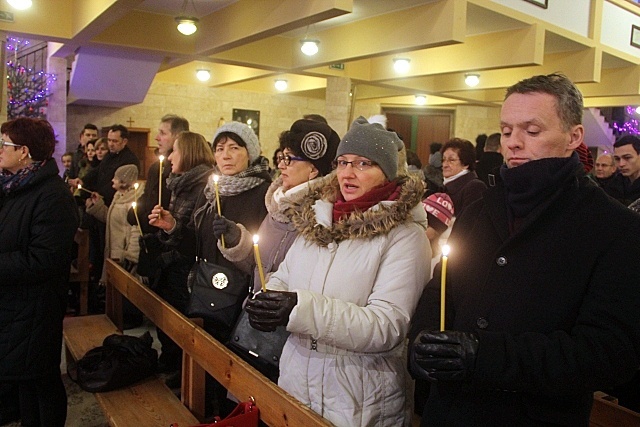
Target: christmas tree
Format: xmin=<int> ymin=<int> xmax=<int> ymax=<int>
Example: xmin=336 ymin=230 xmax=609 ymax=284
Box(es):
xmin=6 ymin=37 xmax=56 ymax=119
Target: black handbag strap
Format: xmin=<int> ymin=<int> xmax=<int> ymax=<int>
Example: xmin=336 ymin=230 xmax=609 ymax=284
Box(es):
xmin=192 ymin=191 xmax=220 ymax=264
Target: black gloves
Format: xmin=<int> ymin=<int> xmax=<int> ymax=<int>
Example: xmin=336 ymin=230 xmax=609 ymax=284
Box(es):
xmin=410 ymin=330 xmax=479 ymax=382
xmin=245 ymin=290 xmax=298 ymax=332
xmin=212 ymin=214 xmax=241 ymax=248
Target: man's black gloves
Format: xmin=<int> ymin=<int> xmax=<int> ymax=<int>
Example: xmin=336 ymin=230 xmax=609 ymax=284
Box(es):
xmin=410 ymin=330 xmax=479 ymax=382
xmin=212 ymin=214 xmax=241 ymax=248
xmin=245 ymin=291 xmax=298 ymax=332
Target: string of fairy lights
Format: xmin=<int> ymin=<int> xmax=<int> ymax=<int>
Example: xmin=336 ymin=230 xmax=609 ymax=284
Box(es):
xmin=5 ymin=37 xmax=57 ymax=119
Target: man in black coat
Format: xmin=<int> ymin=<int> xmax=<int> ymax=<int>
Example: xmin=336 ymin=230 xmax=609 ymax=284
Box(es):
xmin=82 ymin=124 xmax=139 ymax=206
xmin=475 ymin=132 xmax=503 ymax=186
xmin=409 ymin=74 xmax=640 ymax=426
xmin=608 ymin=135 xmax=640 ymax=206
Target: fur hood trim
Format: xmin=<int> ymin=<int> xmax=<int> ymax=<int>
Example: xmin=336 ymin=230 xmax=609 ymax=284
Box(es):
xmin=265 ymin=175 xmax=332 ymax=224
xmin=288 ymin=173 xmax=425 ymax=246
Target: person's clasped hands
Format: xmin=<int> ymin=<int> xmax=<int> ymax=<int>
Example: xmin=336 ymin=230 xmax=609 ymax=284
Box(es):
xmin=410 ymin=330 xmax=479 ymax=382
xmin=212 ymin=213 xmax=241 ymax=248
xmin=245 ymin=291 xmax=298 ymax=332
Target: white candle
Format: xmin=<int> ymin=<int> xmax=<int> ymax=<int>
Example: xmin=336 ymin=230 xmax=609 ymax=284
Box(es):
xmin=133 ymin=182 xmax=139 ymax=202
xmin=158 ymin=155 xmax=165 ymax=206
xmin=440 ymin=244 xmax=450 ymax=331
xmin=213 ymin=174 xmax=225 ymax=248
xmin=253 ymin=235 xmax=266 ymax=292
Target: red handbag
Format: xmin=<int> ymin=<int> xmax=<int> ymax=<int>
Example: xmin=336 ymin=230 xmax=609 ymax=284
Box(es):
xmin=172 ymin=400 xmax=259 ymax=427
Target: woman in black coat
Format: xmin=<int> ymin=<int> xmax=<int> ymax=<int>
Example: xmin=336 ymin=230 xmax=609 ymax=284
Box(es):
xmin=0 ymin=118 xmax=79 ymax=427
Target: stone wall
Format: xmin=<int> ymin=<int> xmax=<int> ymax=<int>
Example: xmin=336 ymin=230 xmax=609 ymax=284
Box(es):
xmin=453 ymin=105 xmax=501 ymax=143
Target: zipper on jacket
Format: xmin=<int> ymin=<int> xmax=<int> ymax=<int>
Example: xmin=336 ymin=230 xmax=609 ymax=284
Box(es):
xmin=310 ymin=241 xmax=339 ymax=352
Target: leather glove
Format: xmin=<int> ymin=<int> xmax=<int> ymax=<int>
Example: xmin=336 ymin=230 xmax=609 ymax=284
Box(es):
xmin=245 ymin=290 xmax=298 ymax=332
xmin=212 ymin=214 xmax=241 ymax=248
xmin=103 ymin=334 xmax=150 ymax=356
xmin=410 ymin=330 xmax=479 ymax=382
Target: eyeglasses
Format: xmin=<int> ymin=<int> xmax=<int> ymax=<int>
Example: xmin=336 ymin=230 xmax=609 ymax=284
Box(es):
xmin=277 ymin=154 xmax=305 ymax=166
xmin=441 ymin=157 xmax=460 ymax=164
xmin=332 ymin=158 xmax=377 ymax=172
xmin=0 ymin=140 xmax=22 ymax=149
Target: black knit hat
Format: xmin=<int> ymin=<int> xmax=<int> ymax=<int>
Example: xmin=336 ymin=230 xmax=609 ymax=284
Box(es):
xmin=283 ymin=119 xmax=340 ymax=176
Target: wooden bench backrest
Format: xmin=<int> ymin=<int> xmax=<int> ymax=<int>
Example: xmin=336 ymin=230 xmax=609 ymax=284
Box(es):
xmin=589 ymin=393 xmax=640 ymax=427
xmin=105 ymin=259 xmax=331 ymax=427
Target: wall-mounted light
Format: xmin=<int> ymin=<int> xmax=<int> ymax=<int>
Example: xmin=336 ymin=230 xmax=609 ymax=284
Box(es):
xmin=176 ymin=17 xmax=198 ymax=35
xmin=7 ymin=0 xmax=32 ymax=9
xmin=465 ymin=73 xmax=480 ymax=87
xmin=196 ymin=69 xmax=211 ymax=82
xmin=415 ymin=95 xmax=427 ymax=105
xmin=635 ymin=106 xmax=640 ymax=115
xmin=275 ymin=79 xmax=288 ymax=91
xmin=300 ymin=39 xmax=320 ymax=56
xmin=393 ymin=58 xmax=411 ymax=73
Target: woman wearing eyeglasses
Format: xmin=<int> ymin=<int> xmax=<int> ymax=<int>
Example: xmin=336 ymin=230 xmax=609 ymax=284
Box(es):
xmin=245 ymin=116 xmax=431 ymax=427
xmin=441 ymin=138 xmax=486 ymax=217
xmin=0 ymin=118 xmax=79 ymax=427
xmin=217 ymin=119 xmax=340 ymax=381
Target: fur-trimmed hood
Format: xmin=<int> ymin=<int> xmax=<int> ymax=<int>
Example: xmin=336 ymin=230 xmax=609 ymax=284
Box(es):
xmin=287 ymin=173 xmax=426 ymax=246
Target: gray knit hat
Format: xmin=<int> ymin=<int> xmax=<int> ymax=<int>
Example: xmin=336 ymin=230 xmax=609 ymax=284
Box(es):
xmin=336 ymin=116 xmax=404 ymax=179
xmin=212 ymin=122 xmax=260 ymax=163
xmin=114 ymin=164 xmax=138 ymax=187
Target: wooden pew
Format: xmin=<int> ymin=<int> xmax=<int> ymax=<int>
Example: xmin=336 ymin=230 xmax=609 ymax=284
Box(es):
xmin=589 ymin=392 xmax=640 ymax=426
xmin=105 ymin=259 xmax=331 ymax=427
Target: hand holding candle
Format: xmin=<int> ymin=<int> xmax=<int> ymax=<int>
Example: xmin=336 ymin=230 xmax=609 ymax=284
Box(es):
xmin=253 ymin=234 xmax=267 ymax=292
xmin=213 ymin=174 xmax=225 ymax=248
xmin=440 ymin=244 xmax=450 ymax=331
xmin=158 ymin=155 xmax=164 ymax=206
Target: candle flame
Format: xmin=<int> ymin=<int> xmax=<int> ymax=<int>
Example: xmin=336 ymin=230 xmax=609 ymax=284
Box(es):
xmin=134 ymin=182 xmax=139 ymax=189
xmin=213 ymin=174 xmax=219 ymax=183
xmin=159 ymin=155 xmax=165 ymax=162
xmin=77 ymin=184 xmax=82 ymax=189
xmin=253 ymin=234 xmax=259 ymax=245
xmin=442 ymin=244 xmax=450 ymax=257
xmin=132 ymin=202 xmax=137 ymax=209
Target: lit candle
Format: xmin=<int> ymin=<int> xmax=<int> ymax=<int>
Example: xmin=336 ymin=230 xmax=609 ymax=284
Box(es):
xmin=134 ymin=182 xmax=139 ymax=202
xmin=131 ymin=202 xmax=143 ymax=235
xmin=213 ymin=174 xmax=225 ymax=248
xmin=158 ymin=155 xmax=164 ymax=206
xmin=253 ymin=235 xmax=266 ymax=292
xmin=77 ymin=184 xmax=92 ymax=194
xmin=440 ymin=244 xmax=450 ymax=331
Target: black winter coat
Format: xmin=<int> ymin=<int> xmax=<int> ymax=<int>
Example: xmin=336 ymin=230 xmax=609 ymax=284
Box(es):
xmin=0 ymin=160 xmax=79 ymax=380
xmin=84 ymin=146 xmax=139 ymax=206
xmin=411 ymin=167 xmax=640 ymax=426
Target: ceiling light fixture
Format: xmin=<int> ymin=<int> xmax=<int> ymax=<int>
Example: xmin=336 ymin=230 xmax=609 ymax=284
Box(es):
xmin=175 ymin=0 xmax=199 ymax=35
xmin=196 ymin=69 xmax=211 ymax=82
xmin=393 ymin=58 xmax=411 ymax=73
xmin=465 ymin=73 xmax=480 ymax=87
xmin=275 ymin=79 xmax=288 ymax=91
xmin=415 ymin=95 xmax=427 ymax=105
xmin=300 ymin=39 xmax=320 ymax=56
xmin=7 ymin=0 xmax=32 ymax=9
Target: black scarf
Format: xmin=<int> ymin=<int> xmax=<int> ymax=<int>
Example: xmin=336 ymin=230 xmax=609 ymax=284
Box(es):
xmin=500 ymin=153 xmax=580 ymax=219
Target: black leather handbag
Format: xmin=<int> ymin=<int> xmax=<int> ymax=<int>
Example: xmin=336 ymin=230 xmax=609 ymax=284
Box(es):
xmin=227 ymin=308 xmax=290 ymax=382
xmin=185 ymin=207 xmax=250 ymax=329
xmin=186 ymin=257 xmax=250 ymax=328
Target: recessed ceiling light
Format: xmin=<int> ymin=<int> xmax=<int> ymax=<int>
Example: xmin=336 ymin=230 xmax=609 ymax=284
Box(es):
xmin=7 ymin=0 xmax=32 ymax=10
xmin=465 ymin=73 xmax=480 ymax=87
xmin=415 ymin=95 xmax=427 ymax=105
xmin=393 ymin=58 xmax=411 ymax=73
xmin=275 ymin=79 xmax=288 ymax=91
xmin=196 ymin=69 xmax=210 ymax=82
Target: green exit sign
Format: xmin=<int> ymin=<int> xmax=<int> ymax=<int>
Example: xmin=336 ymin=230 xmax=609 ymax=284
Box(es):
xmin=329 ymin=63 xmax=344 ymax=70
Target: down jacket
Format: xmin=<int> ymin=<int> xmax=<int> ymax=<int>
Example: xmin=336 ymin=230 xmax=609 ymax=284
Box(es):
xmin=0 ymin=160 xmax=78 ymax=380
xmin=267 ymin=174 xmax=431 ymax=427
